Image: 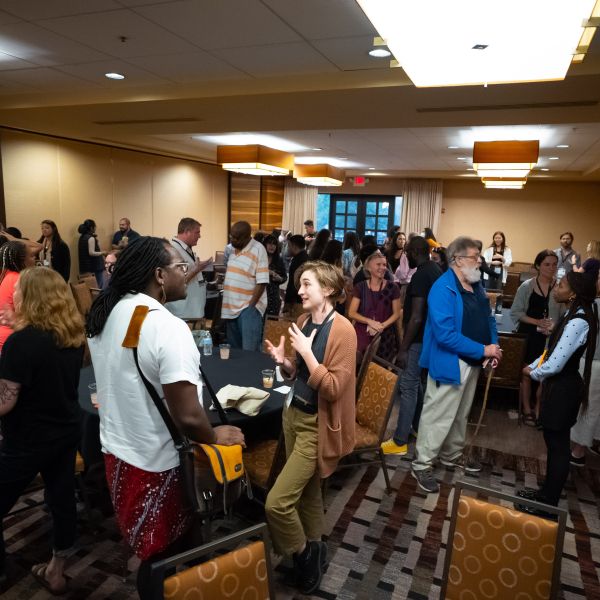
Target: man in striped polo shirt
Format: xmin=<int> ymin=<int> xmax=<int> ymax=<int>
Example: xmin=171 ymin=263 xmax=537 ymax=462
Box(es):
xmin=222 ymin=221 xmax=269 ymax=351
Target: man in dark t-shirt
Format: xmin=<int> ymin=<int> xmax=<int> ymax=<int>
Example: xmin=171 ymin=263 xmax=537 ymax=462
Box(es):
xmin=283 ymin=235 xmax=309 ymax=315
xmin=382 ymin=237 xmax=441 ymax=455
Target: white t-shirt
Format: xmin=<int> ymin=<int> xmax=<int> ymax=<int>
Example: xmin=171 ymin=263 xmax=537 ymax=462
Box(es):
xmin=88 ymin=292 xmax=202 ymax=472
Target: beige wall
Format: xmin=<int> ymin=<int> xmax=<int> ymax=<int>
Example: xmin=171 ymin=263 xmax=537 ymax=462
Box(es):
xmin=322 ymin=177 xmax=600 ymax=263
xmin=1 ymin=130 xmax=228 ymax=280
xmin=438 ymin=179 xmax=600 ymax=263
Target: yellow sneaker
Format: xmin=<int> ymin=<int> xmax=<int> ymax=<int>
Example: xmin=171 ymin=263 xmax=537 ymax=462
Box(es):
xmin=381 ymin=439 xmax=408 ymax=455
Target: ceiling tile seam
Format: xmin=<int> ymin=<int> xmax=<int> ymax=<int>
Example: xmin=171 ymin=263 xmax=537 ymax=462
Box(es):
xmin=0 ymin=50 xmax=37 ymax=68
xmin=257 ymin=0 xmax=343 ymax=72
xmin=28 ymin=7 xmax=133 ymax=24
xmin=125 ymin=5 xmax=257 ymax=80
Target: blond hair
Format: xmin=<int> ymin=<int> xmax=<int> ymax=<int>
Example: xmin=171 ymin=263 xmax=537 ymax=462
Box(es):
xmin=14 ymin=267 xmax=85 ymax=348
xmin=363 ymin=249 xmax=385 ymax=278
xmin=588 ymin=240 xmax=600 ymax=261
xmin=295 ymin=260 xmax=345 ymax=303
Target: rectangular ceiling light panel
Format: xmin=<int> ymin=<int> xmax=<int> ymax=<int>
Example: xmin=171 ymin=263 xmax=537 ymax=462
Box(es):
xmin=356 ymin=0 xmax=597 ymax=86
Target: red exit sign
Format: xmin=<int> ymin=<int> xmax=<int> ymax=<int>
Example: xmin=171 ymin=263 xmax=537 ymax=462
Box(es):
xmin=353 ymin=176 xmax=367 ymax=187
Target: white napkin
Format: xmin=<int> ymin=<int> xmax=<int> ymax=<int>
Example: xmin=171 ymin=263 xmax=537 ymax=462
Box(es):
xmin=214 ymin=384 xmax=270 ymax=417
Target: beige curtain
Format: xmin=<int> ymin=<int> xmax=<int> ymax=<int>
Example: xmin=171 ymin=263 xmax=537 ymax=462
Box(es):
xmin=282 ymin=177 xmax=317 ymax=235
xmin=400 ymin=179 xmax=443 ymax=238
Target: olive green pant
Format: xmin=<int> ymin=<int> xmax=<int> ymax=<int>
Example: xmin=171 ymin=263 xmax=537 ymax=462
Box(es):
xmin=265 ymin=405 xmax=324 ymax=556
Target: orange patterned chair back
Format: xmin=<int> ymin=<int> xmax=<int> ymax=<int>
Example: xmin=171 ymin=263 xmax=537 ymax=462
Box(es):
xmin=356 ymin=359 xmax=398 ymax=439
xmin=163 ymin=540 xmax=270 ymax=600
xmin=443 ymin=483 xmax=565 ymax=600
xmin=153 ymin=524 xmax=275 ymax=600
xmin=263 ymin=316 xmax=295 ymax=358
xmin=243 ymin=435 xmax=286 ymax=494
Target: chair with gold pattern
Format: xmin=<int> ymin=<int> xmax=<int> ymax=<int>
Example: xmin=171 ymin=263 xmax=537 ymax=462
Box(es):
xmin=332 ymin=356 xmax=399 ymax=493
xmin=243 ymin=434 xmax=286 ymax=500
xmin=70 ymin=282 xmax=93 ymax=318
xmin=150 ymin=523 xmax=275 ymax=600
xmin=441 ymin=480 xmax=566 ymax=600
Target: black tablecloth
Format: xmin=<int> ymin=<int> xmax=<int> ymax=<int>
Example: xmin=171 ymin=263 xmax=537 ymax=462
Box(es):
xmin=200 ymin=348 xmax=285 ymax=428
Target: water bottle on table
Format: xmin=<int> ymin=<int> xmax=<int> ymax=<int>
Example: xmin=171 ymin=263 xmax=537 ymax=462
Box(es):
xmin=202 ymin=332 xmax=213 ymax=356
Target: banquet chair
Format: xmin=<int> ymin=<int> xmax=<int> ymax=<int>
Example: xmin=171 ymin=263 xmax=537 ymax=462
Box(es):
xmin=150 ymin=523 xmax=275 ymax=600
xmin=332 ymin=356 xmax=398 ymax=493
xmin=478 ymin=332 xmax=527 ymax=423
xmin=263 ymin=315 xmax=295 ymax=358
xmin=78 ymin=272 xmax=98 ymax=289
xmin=70 ymin=282 xmax=93 ymax=317
xmin=502 ymin=272 xmax=521 ymax=307
xmin=355 ymin=331 xmax=382 ymax=397
xmin=243 ymin=434 xmax=286 ymax=500
xmin=442 ymin=480 xmax=566 ymax=600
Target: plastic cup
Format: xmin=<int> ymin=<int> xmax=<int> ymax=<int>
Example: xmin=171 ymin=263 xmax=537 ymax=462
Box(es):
xmin=219 ymin=344 xmax=230 ymax=360
xmin=88 ymin=383 xmax=99 ymax=409
xmin=262 ymin=369 xmax=275 ymax=389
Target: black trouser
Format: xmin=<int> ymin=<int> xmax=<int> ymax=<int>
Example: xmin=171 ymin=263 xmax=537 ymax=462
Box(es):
xmin=540 ymin=427 xmax=571 ymax=506
xmin=0 ymin=440 xmax=78 ymax=574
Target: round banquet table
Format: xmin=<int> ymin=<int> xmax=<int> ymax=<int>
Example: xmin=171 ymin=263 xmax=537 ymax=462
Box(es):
xmin=200 ymin=348 xmax=285 ymax=432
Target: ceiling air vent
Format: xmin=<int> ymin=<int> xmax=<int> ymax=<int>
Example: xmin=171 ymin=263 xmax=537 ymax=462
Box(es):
xmin=417 ymin=100 xmax=597 ymax=113
xmin=93 ymin=117 xmax=201 ymax=125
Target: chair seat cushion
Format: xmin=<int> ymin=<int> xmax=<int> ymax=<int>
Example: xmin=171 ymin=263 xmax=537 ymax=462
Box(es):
xmin=244 ymin=440 xmax=278 ymax=489
xmin=354 ymin=423 xmax=379 ymax=449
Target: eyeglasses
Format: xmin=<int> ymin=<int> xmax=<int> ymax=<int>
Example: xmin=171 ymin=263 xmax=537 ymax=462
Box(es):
xmin=455 ymin=254 xmax=482 ymax=262
xmin=170 ymin=262 xmax=189 ymax=274
xmin=104 ymin=262 xmax=115 ymax=273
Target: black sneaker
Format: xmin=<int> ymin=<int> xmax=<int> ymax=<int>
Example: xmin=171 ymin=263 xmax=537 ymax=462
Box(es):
xmin=293 ymin=540 xmax=323 ymax=594
xmin=411 ymin=467 xmax=440 ymax=493
xmin=513 ymin=502 xmax=557 ymax=521
xmin=570 ymin=454 xmax=585 ymax=467
xmin=516 ymin=487 xmax=540 ymax=501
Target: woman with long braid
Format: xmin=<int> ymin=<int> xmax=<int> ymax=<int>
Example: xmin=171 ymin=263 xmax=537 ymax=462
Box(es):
xmin=86 ymin=237 xmax=244 ymax=599
xmin=0 ymin=241 xmax=36 ymax=351
xmin=518 ymin=271 xmax=599 ymax=514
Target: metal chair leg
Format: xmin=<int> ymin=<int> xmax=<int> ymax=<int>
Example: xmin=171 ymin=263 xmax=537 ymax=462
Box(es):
xmin=378 ymin=449 xmax=392 ymax=494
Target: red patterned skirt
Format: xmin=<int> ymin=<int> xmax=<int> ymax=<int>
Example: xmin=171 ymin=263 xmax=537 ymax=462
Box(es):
xmin=104 ymin=453 xmax=191 ymax=560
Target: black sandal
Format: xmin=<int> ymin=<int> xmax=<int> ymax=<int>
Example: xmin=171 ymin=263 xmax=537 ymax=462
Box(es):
xmin=523 ymin=413 xmax=536 ymax=427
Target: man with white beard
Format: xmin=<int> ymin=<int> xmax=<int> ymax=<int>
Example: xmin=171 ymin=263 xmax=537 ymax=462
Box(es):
xmin=411 ymin=236 xmax=503 ymax=493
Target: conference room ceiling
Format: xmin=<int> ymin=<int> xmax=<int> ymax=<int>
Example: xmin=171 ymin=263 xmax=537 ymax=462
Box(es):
xmin=1 ymin=0 xmax=600 ymax=181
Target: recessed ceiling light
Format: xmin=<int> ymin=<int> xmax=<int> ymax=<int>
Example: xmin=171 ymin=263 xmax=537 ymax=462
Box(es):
xmin=338 ymin=157 xmax=348 ymax=160
xmin=548 ymin=156 xmax=559 ymax=160
xmin=105 ymin=72 xmax=125 ymax=80
xmin=556 ymin=144 xmax=569 ymax=148
xmin=311 ymin=147 xmax=322 ymax=151
xmin=368 ymin=167 xmax=376 ymax=170
xmin=457 ymin=157 xmax=467 ymax=160
xmin=368 ymin=48 xmax=391 ymax=58
xmin=448 ymin=145 xmax=459 ymax=149
xmin=467 ymin=167 xmax=474 ymax=171
xmin=541 ymin=168 xmax=550 ymax=171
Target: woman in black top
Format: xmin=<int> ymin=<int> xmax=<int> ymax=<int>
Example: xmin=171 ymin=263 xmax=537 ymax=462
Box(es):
xmin=307 ymin=228 xmax=331 ymax=261
xmin=262 ymin=234 xmax=287 ymax=316
xmin=0 ymin=267 xmax=85 ymax=594
xmin=77 ymin=219 xmax=105 ymax=287
xmin=38 ymin=220 xmax=71 ymax=282
xmin=386 ymin=231 xmax=407 ymax=273
xmin=518 ymin=271 xmax=598 ymax=514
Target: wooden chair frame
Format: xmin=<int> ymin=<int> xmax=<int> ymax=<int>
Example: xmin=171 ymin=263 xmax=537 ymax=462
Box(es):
xmin=441 ymin=480 xmax=566 ymax=600
xmin=149 ymin=523 xmax=276 ymax=600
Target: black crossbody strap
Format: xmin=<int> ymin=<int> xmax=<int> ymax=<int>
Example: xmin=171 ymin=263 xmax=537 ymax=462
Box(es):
xmin=200 ymin=365 xmax=230 ymax=425
xmin=132 ymin=346 xmax=188 ymax=450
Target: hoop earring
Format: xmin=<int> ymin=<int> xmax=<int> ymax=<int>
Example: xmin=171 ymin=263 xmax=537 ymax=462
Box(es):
xmin=160 ymin=284 xmax=166 ymax=304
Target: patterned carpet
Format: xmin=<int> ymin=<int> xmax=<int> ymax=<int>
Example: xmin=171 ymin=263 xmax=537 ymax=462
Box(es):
xmin=2 ymin=446 xmax=600 ymax=599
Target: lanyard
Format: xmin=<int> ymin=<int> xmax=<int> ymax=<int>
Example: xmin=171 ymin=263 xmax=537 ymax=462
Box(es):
xmin=535 ymin=276 xmax=555 ymax=316
xmin=303 ymin=307 xmax=337 ymax=345
xmin=172 ymin=238 xmax=195 ymax=262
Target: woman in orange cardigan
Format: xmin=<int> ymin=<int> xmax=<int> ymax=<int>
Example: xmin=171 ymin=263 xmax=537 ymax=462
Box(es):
xmin=265 ymin=260 xmax=356 ymax=595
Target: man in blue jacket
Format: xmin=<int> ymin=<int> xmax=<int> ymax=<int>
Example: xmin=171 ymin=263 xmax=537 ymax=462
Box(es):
xmin=412 ymin=236 xmax=502 ymax=493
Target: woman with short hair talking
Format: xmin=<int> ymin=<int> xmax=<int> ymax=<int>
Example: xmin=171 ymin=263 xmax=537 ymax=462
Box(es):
xmin=265 ymin=261 xmax=356 ymax=594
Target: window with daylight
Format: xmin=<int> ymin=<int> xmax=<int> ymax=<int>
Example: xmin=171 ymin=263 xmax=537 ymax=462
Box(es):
xmin=319 ymin=195 xmax=402 ymax=245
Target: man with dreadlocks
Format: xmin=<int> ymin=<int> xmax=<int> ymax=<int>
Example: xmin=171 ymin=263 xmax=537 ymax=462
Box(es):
xmin=518 ymin=270 xmax=599 ymax=516
xmin=0 ymin=241 xmax=36 ymax=351
xmin=86 ymin=236 xmax=244 ymax=599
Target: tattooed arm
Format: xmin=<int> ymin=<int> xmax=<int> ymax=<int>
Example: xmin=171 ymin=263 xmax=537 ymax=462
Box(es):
xmin=0 ymin=379 xmax=20 ymax=416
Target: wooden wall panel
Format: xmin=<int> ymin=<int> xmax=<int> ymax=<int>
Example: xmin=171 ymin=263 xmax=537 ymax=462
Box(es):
xmin=260 ymin=176 xmax=284 ymax=232
xmin=230 ymin=173 xmax=260 ymax=230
